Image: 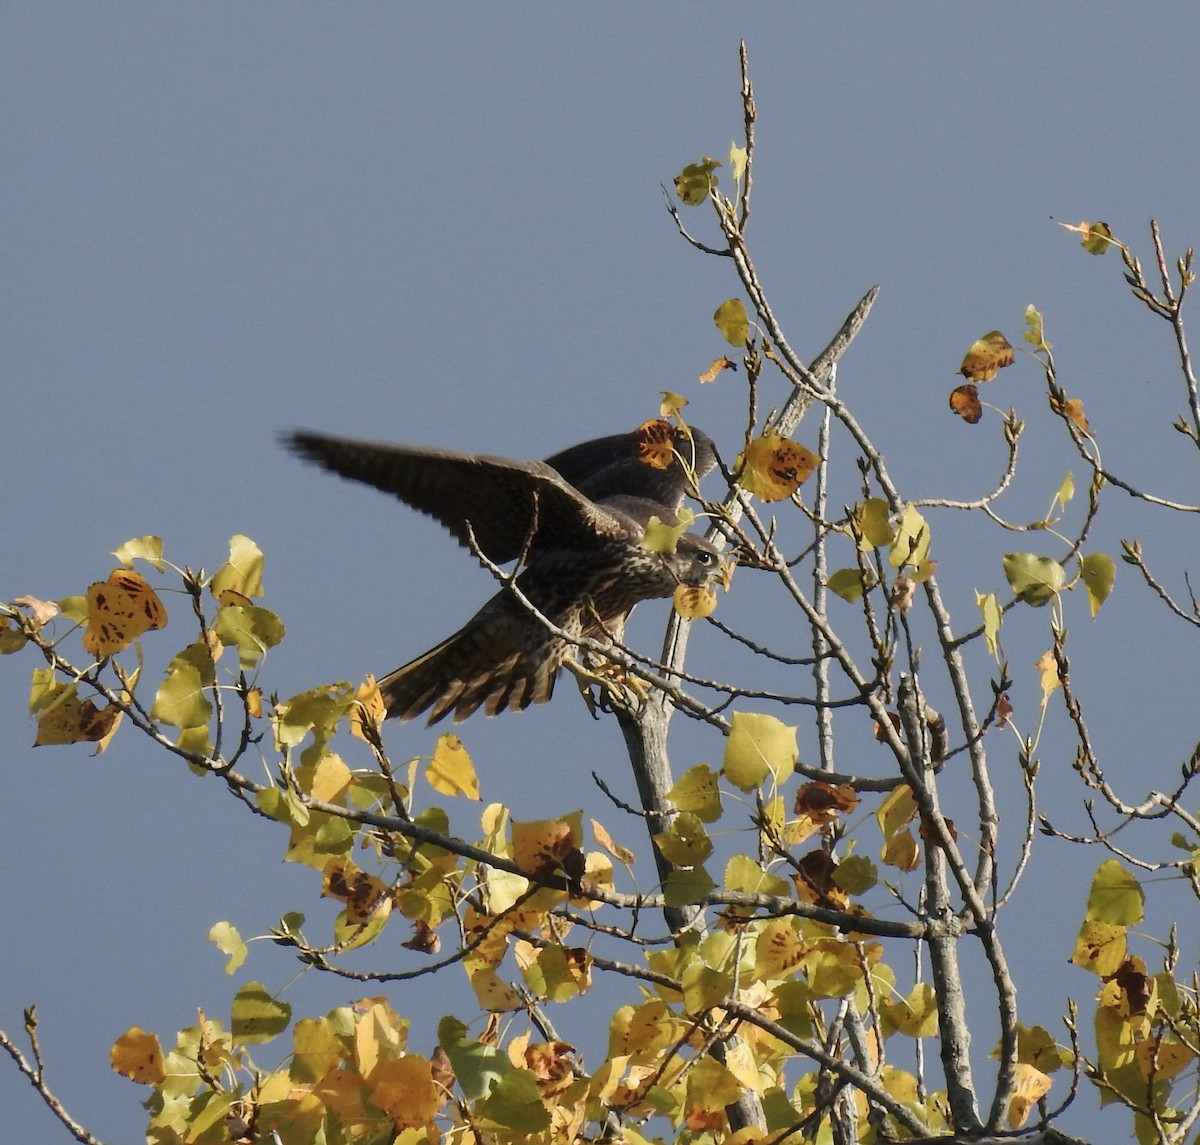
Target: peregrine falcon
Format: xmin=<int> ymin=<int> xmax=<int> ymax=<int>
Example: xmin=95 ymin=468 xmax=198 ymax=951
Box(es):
xmin=283 ymin=422 xmax=721 ymax=723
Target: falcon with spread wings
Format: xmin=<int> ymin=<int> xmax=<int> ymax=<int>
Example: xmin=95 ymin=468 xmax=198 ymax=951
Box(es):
xmin=283 ymin=422 xmax=722 ymax=723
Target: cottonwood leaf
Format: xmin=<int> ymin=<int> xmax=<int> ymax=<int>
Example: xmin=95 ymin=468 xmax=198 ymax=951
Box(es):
xmin=1002 ymin=553 xmax=1064 ymax=606
xmin=959 ymin=330 xmax=1014 ymax=382
xmin=1080 ymin=552 xmax=1115 ymax=616
xmin=713 ymin=298 xmax=750 ymax=346
xmin=737 ymin=434 xmax=819 ymax=501
xmin=674 ymin=157 xmax=720 ymax=205
xmin=724 ymin=711 xmax=797 ymax=790
xmin=949 ymin=383 xmax=982 ymax=423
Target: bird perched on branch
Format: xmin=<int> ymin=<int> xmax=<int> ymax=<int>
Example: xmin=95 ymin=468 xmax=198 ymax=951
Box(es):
xmin=283 ymin=421 xmax=723 ymax=723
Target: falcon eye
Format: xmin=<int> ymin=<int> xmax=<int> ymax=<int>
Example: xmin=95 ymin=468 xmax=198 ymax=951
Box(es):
xmin=696 ymin=551 xmax=716 ymax=566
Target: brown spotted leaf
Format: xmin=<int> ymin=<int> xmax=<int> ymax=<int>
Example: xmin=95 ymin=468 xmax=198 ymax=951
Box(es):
xmin=83 ymin=570 xmax=167 ymax=657
xmin=737 ymin=434 xmax=819 ymax=501
xmin=959 ymin=331 xmax=1014 ymax=382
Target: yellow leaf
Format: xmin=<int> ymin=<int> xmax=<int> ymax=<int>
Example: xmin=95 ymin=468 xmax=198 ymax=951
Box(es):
xmin=208 ymin=921 xmax=247 ymax=974
xmin=1070 ymin=919 xmax=1127 ymax=977
xmin=83 ymin=569 xmax=168 ymax=656
xmin=309 ymin=752 xmax=353 ymax=803
xmin=1080 ymin=553 xmax=1115 ymax=617
xmin=210 ymin=534 xmax=265 ymax=599
xmin=681 ymin=960 xmax=732 ymax=1015
xmin=881 ymin=982 xmax=939 ymax=1038
xmin=1085 ymin=859 xmax=1144 ymax=925
xmin=737 ymin=434 xmax=819 ymax=501
xmin=369 ymin=1056 xmax=442 ymax=1127
xmin=470 ymin=968 xmax=523 ymax=1012
xmin=881 ymin=829 xmax=920 ymax=872
xmin=231 ymin=979 xmax=292 ymax=1041
xmin=1024 ymin=304 xmax=1051 ymax=351
xmin=889 ymin=504 xmax=931 ymax=571
xmin=642 ymin=514 xmax=686 ymax=554
xmin=110 ymin=1027 xmax=166 ymax=1085
xmin=714 ymin=298 xmax=750 ymax=346
xmin=1005 ymin=554 xmax=1065 ymax=607
xmin=1055 ymin=471 xmax=1075 ymax=509
xmin=1034 ymin=650 xmax=1061 ymax=700
xmin=1135 ymin=1038 xmax=1194 ymax=1083
xmin=427 ymin=733 xmax=481 ymax=799
xmin=976 ymin=591 xmax=1002 ymax=656
xmin=723 ymin=711 xmax=798 ymax=791
xmin=1058 ymin=218 xmax=1115 ymax=255
xmin=111 ymin=535 xmax=165 ymax=572
xmin=350 ymin=675 xmax=385 ymax=741
xmin=754 ymin=917 xmax=807 ymax=979
xmin=958 ymin=330 xmax=1014 ymax=382
xmin=674 ymin=157 xmax=720 ymax=205
xmin=673 ymin=582 xmax=717 ymax=619
xmin=511 ymin=813 xmax=583 ymax=881
xmin=728 ymin=141 xmax=748 ymax=182
xmin=849 ymin=498 xmax=893 ymax=551
xmin=659 ymin=391 xmax=688 ymax=419
xmin=1006 ymin=1063 xmax=1052 ymax=1129
xmin=668 ymin=764 xmax=723 ymax=823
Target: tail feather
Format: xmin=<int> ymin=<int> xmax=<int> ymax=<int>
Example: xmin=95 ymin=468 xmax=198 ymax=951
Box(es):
xmin=377 ymin=595 xmax=564 ymax=724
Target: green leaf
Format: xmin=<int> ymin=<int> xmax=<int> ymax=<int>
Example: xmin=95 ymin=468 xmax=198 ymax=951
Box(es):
xmin=1023 ymin=304 xmax=1050 ymax=351
xmin=1080 ymin=552 xmax=1116 ymax=616
xmin=214 ymin=603 xmax=285 ymax=670
xmin=112 ymin=535 xmax=165 ymax=572
xmin=653 ymin=812 xmax=713 ymax=867
xmin=1055 ymin=471 xmax=1075 ymax=509
xmin=231 ymin=981 xmax=291 ymax=1044
xmin=723 ymin=711 xmax=798 ymax=791
xmin=664 ymin=865 xmax=715 ymax=906
xmin=668 ymin=764 xmax=723 ymax=823
xmin=713 ymin=298 xmax=750 ymax=346
xmin=1002 ymin=552 xmax=1065 ymax=606
xmin=681 ymin=959 xmax=733 ymax=1015
xmin=151 ymin=642 xmax=216 ymax=728
xmin=826 ymin=567 xmax=871 ymax=602
xmin=438 ymin=1016 xmax=512 ymax=1102
xmin=478 ymin=1069 xmax=552 ymax=1133
xmin=832 ymin=855 xmax=878 ymax=896
xmin=725 ymin=853 xmax=791 ymax=899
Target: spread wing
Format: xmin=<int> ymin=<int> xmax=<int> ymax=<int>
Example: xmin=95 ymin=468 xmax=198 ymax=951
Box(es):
xmin=545 ymin=424 xmax=717 ymax=508
xmin=283 ymin=431 xmax=635 ymax=563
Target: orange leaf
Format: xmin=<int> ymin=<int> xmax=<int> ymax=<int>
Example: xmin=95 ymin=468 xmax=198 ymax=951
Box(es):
xmin=699 ymin=356 xmax=736 ymax=383
xmin=949 ymin=383 xmax=982 ymax=423
xmin=635 ymin=419 xmax=679 ymax=470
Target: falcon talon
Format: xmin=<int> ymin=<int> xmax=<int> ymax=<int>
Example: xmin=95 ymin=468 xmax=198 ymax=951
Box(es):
xmin=283 ymin=422 xmax=724 ymax=724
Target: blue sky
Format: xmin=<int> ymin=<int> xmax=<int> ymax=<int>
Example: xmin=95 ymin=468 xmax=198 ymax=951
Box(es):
xmin=5 ymin=6 xmax=1200 ymax=1140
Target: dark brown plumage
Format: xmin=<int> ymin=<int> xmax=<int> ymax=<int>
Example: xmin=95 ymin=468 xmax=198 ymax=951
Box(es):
xmin=283 ymin=423 xmax=721 ymax=723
